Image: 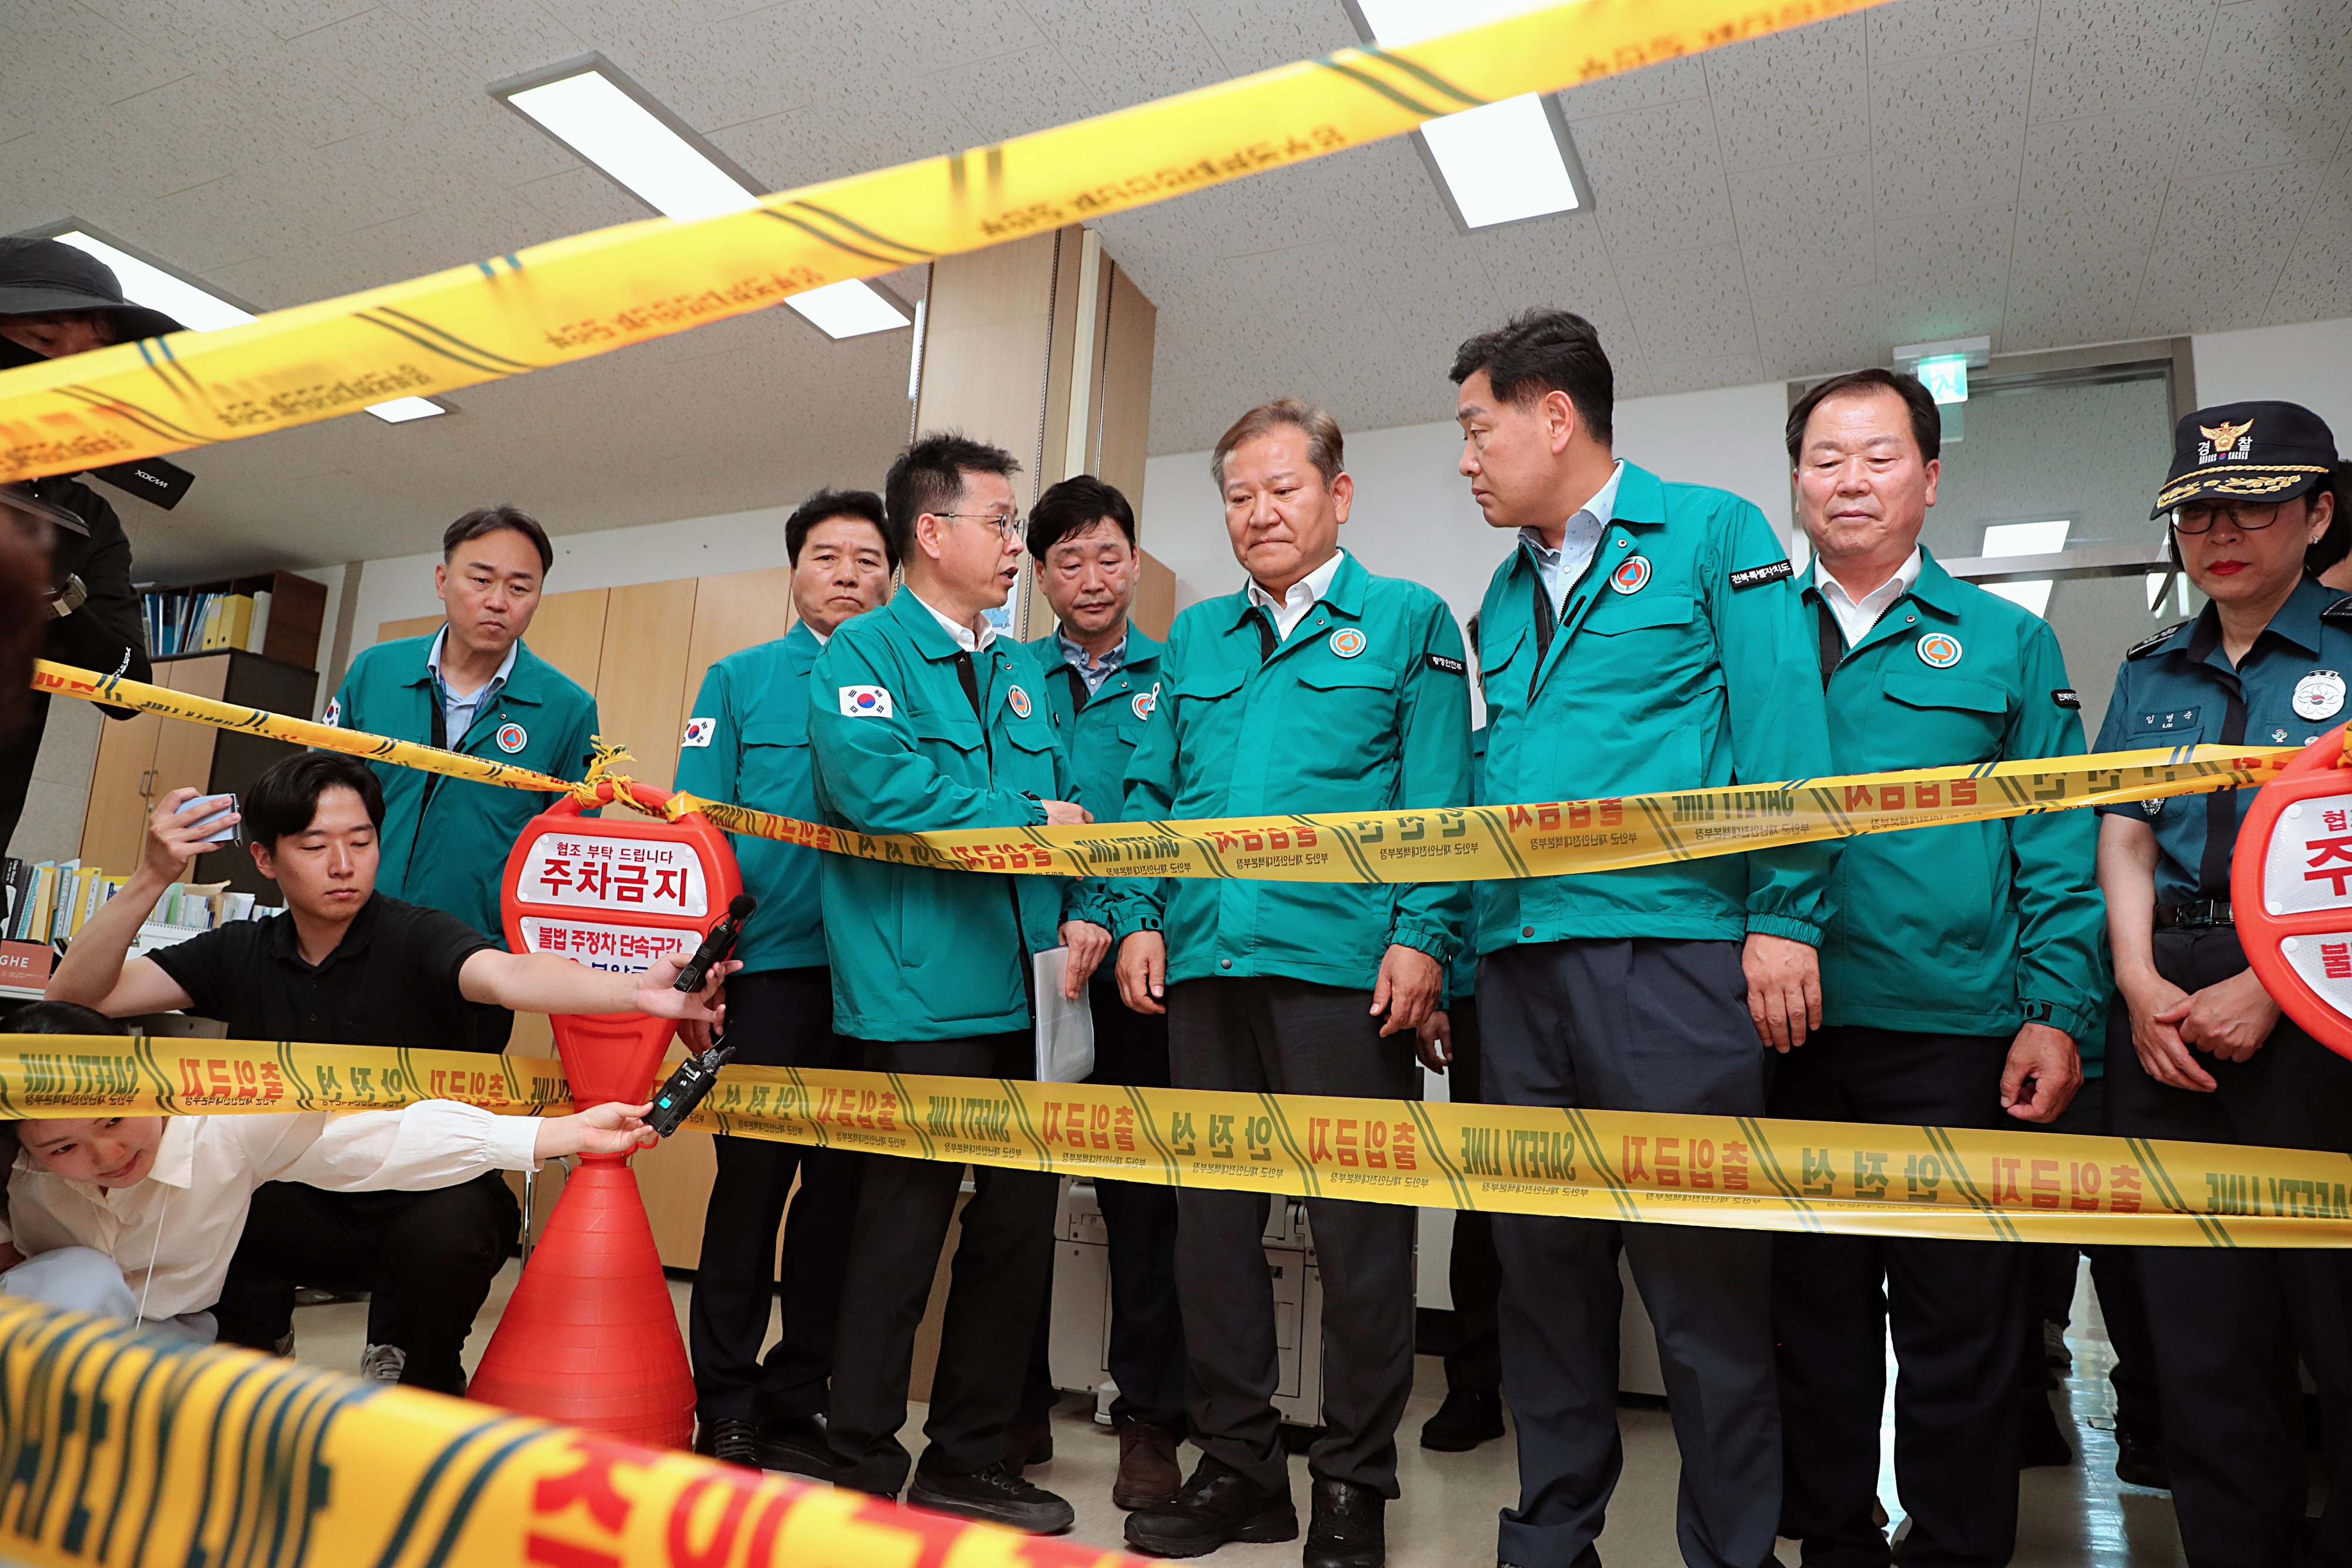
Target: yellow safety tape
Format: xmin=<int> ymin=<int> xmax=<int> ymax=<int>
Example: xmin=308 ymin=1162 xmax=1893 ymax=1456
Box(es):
xmin=4 ymin=1036 xmax=2346 ymax=1248
xmin=32 ymin=658 xmax=2303 ymax=884
xmin=0 ymin=0 xmax=1879 ymax=482
xmin=0 ymin=1298 xmax=1139 ymax=1568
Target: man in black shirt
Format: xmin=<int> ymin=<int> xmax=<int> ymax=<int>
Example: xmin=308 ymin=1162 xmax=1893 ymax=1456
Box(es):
xmin=48 ymin=751 xmax=729 ymax=1390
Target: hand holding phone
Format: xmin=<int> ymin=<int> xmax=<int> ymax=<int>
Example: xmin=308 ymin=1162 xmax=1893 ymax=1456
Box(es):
xmin=185 ymin=793 xmax=242 ymax=844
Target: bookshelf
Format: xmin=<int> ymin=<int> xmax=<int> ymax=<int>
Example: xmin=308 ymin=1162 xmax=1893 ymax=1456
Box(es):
xmin=139 ymin=570 xmax=326 ymax=668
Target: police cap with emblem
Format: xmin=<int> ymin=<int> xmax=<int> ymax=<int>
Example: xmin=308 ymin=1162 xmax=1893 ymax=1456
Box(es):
xmin=2153 ymin=400 xmax=2338 ymax=518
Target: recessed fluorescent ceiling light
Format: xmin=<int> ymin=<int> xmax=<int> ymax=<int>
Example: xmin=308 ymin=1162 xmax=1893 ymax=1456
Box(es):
xmin=1348 ymin=0 xmax=1585 ymax=229
xmin=49 ymin=230 xmax=449 ymax=424
xmin=495 ymin=61 xmax=908 ymax=340
xmin=1979 ymin=520 xmax=2069 ymax=620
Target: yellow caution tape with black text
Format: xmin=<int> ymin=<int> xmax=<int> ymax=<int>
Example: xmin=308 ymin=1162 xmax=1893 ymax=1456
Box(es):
xmin=29 ymin=659 xmax=2304 ymax=884
xmin=4 ymin=1035 xmax=2344 ymax=1248
xmin=0 ymin=0 xmax=1881 ymax=480
xmin=0 ymin=1298 xmax=1140 ymax=1568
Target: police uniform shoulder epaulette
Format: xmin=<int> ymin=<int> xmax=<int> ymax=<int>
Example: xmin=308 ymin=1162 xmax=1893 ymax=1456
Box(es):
xmin=2323 ymin=595 xmax=2352 ymax=626
xmin=2126 ymin=620 xmax=2190 ymax=659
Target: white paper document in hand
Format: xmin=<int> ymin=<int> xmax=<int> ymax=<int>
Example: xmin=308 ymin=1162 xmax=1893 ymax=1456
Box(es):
xmin=1034 ymin=947 xmax=1097 ymax=1084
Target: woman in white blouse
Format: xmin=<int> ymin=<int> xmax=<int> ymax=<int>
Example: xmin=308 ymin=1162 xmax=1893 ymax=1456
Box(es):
xmin=0 ymin=1001 xmax=656 ymax=1344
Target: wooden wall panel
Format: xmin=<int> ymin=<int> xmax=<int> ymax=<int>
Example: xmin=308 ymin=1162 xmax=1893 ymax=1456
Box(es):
xmin=151 ymin=657 xmax=225 ymax=817
xmin=682 ymin=566 xmax=796 ymax=707
xmin=1098 ymin=261 xmax=1158 ymax=529
xmin=78 ymin=708 xmax=163 ymax=874
xmin=592 ymin=579 xmax=699 ymax=791
xmin=1134 ymin=552 xmax=1177 ymax=642
xmin=377 ymin=614 xmax=442 ymax=646
xmin=514 ymin=589 xmax=610 ymax=696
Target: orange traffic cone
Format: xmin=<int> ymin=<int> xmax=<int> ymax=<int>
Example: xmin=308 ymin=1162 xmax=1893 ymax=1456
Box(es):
xmin=466 ymin=1011 xmax=695 ymax=1447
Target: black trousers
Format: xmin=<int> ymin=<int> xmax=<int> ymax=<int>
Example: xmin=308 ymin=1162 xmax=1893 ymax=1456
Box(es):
xmin=823 ymin=1030 xmax=1057 ymax=1495
xmin=2109 ymin=927 xmax=2352 ymax=1568
xmin=1442 ymin=996 xmax=1501 ymax=1397
xmin=1769 ymin=1025 xmax=2030 ymax=1568
xmin=1481 ymin=938 xmax=1779 ymax=1568
xmin=1167 ymin=975 xmax=1419 ymax=1499
xmin=688 ymin=967 xmax=861 ymax=1425
xmin=1019 ymin=972 xmax=1188 ymax=1432
xmin=211 ymin=1172 xmax=521 ymax=1394
xmin=2022 ymin=1075 xmax=2163 ymax=1443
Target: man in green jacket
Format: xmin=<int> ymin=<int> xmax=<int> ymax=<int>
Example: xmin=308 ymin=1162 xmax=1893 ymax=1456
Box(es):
xmin=1775 ymin=368 xmax=2101 ymax=1568
xmin=329 ymin=506 xmax=599 ymax=1050
xmin=1114 ymin=400 xmax=1472 ymax=1568
xmin=780 ymin=434 xmax=1108 ymax=1537
xmin=674 ymin=489 xmax=893 ymax=1470
xmin=1010 ymin=474 xmax=1188 ymax=1510
xmin=1450 ymin=310 xmax=1835 ymax=1568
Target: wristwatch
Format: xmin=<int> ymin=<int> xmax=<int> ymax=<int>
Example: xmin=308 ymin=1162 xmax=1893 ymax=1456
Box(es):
xmin=46 ymin=574 xmax=86 ymax=619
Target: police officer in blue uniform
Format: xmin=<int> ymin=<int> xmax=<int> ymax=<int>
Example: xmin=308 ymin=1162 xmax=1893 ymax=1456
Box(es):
xmin=676 ymin=489 xmax=893 ymax=1468
xmin=2094 ymin=402 xmax=2352 ymax=1566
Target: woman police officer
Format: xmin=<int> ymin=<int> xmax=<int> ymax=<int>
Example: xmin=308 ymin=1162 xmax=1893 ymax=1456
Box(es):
xmin=2094 ymin=400 xmax=2352 ymax=1566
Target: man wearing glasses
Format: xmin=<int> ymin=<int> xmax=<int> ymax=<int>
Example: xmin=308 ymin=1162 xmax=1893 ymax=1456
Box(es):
xmin=774 ymin=433 xmax=1111 ymax=1537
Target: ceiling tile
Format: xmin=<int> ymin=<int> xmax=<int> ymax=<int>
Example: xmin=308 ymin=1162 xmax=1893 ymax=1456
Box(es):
xmin=2176 ymin=0 xmax=2352 ymax=176
xmin=2134 ymin=162 xmax=2331 ymax=332
xmin=1865 ymin=0 xmax=2041 ymax=65
xmin=1182 ymin=0 xmax=1355 ymax=78
xmin=930 ymin=41 xmax=1108 ymax=145
xmin=1730 ymin=155 xmax=1877 ymax=298
xmin=1465 ymin=219 xmax=1629 ymax=325
xmin=1641 ymin=353 xmax=1767 ymax=396
xmin=1555 ymin=56 xmax=1710 ymax=119
xmin=2266 ymin=159 xmax=2352 ymax=323
xmin=2028 ymin=0 xmax=2213 ymax=125
xmin=871 ymin=0 xmax=1045 ymax=73
xmin=1573 ymin=96 xmax=1736 ymax=258
xmin=229 ymin=0 xmax=380 ymax=42
xmin=377 ymin=0 xmax=588 ymax=82
xmin=1016 ymin=0 xmax=1232 ymax=110
xmin=1871 ymin=41 xmax=2034 ymax=212
xmin=1703 ymin=15 xmax=1870 ymax=172
xmin=1618 ymin=243 xmax=1758 ymax=363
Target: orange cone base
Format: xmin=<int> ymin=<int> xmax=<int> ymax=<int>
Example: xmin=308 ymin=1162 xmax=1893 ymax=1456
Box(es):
xmin=466 ymin=1152 xmax=694 ymax=1448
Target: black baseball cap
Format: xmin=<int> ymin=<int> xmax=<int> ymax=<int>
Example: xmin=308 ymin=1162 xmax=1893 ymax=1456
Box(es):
xmin=2153 ymin=399 xmax=2338 ymax=518
xmin=0 ymin=236 xmax=185 ymax=342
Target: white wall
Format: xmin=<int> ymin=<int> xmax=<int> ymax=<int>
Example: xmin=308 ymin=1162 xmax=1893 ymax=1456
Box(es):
xmin=1138 ymin=380 xmax=1793 ymax=621
xmin=2191 ymin=316 xmax=2352 ymax=430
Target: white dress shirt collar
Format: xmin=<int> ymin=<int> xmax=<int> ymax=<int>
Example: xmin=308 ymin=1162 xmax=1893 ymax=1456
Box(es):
xmin=1245 ymin=549 xmax=1346 ymax=641
xmin=1518 ymin=460 xmax=1626 ymax=618
xmin=913 ymin=590 xmax=998 ymax=654
xmin=1815 ymin=546 xmax=1924 ymax=647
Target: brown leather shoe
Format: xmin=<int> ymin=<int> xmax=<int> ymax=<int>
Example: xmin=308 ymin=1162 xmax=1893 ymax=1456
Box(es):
xmin=1001 ymin=1419 xmax=1054 ymax=1475
xmin=1113 ymin=1420 xmax=1182 ymax=1510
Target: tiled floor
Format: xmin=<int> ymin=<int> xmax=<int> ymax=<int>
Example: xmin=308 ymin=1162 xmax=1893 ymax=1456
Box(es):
xmin=289 ymin=1259 xmax=2196 ymax=1566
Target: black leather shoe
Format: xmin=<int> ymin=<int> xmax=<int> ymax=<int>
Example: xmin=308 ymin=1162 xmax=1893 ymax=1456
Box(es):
xmin=1418 ymin=1388 xmax=1505 ymax=1451
xmin=906 ymin=1462 xmax=1075 ymax=1534
xmin=1124 ymin=1455 xmax=1298 ymax=1558
xmin=2114 ymin=1427 xmax=2170 ymax=1489
xmin=753 ymin=1415 xmax=843 ymax=1482
xmin=1305 ymin=1475 xmax=1385 ymax=1568
xmin=694 ymin=1417 xmax=759 ymax=1469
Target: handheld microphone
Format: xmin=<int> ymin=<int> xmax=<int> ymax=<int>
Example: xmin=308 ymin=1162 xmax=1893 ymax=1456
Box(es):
xmin=674 ymin=894 xmax=755 ymax=993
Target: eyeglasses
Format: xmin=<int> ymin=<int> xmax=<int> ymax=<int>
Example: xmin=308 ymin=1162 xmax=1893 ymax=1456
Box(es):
xmin=2173 ymin=501 xmax=2285 ymax=534
xmin=932 ymin=511 xmax=1025 ymax=541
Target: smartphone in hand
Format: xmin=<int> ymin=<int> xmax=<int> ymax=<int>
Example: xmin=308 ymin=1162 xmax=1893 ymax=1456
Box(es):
xmin=186 ymin=793 xmax=242 ymax=845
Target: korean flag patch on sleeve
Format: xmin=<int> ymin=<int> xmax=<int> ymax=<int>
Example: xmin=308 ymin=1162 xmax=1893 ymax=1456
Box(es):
xmin=681 ymin=716 xmax=716 ymax=747
xmin=839 ymin=686 xmax=894 ymax=718
xmin=322 ymin=697 xmax=342 ymax=727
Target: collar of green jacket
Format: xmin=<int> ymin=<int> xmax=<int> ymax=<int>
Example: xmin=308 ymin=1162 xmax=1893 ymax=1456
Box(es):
xmin=2133 ymin=572 xmax=2340 ymax=665
xmin=888 ymin=582 xmax=999 ymax=663
xmin=1801 ymin=544 xmax=1971 ymax=650
xmin=397 ymin=634 xmax=564 ymax=707
xmin=1222 ymin=548 xmax=1369 ymax=638
xmin=1030 ymin=620 xmax=1164 ymax=703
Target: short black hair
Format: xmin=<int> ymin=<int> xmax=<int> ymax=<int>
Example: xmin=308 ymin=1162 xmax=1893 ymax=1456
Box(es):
xmin=443 ymin=504 xmax=554 ymax=574
xmin=1027 ymin=475 xmax=1135 ymax=560
xmin=6 ymin=999 xmax=124 ymax=1036
xmin=786 ymin=488 xmax=891 ymax=568
xmin=1786 ymin=368 xmax=1942 ymax=467
xmin=883 ymin=433 xmax=1021 ymax=563
xmin=249 ymin=751 xmax=385 ymax=850
xmin=1450 ymin=309 xmax=1615 ymax=446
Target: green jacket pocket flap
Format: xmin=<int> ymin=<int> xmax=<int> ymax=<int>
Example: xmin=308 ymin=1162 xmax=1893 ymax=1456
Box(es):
xmin=1583 ymin=593 xmax=1695 ymax=635
xmin=1882 ymin=670 xmax=2007 ymax=715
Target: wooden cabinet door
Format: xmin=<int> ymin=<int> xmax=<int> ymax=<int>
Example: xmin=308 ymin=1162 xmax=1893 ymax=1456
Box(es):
xmin=77 ymin=705 xmax=163 ymax=874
